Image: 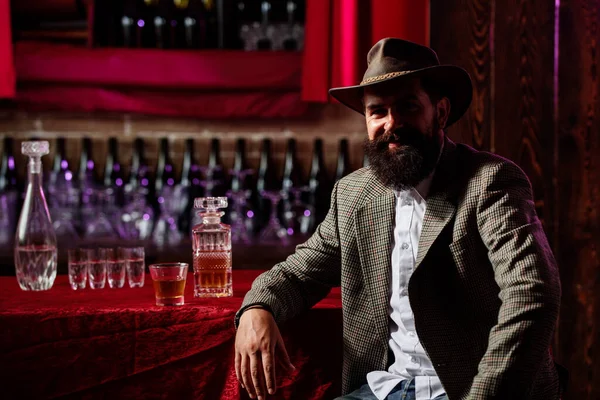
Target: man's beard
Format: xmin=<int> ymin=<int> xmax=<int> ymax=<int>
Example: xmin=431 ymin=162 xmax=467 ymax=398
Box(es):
xmin=363 ymin=120 xmax=442 ymax=192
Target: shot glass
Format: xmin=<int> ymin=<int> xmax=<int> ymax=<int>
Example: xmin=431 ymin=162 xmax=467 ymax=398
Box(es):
xmin=125 ymin=246 xmax=145 ymax=288
xmin=67 ymin=248 xmax=89 ymax=290
xmin=149 ymin=263 xmax=189 ymax=306
xmin=105 ymin=248 xmax=126 ymax=289
xmin=88 ymin=248 xmax=107 ymax=289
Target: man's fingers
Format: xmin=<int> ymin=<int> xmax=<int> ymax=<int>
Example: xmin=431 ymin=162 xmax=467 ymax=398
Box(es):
xmin=241 ymin=355 xmax=256 ymax=399
xmin=277 ymin=334 xmax=296 ymax=372
xmin=262 ymin=348 xmax=276 ymax=395
xmin=235 ymin=351 xmax=244 ymax=389
xmin=250 ymin=353 xmax=267 ymax=400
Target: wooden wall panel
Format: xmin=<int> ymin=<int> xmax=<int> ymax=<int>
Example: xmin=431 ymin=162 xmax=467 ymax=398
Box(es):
xmin=493 ymin=0 xmax=557 ymax=236
xmin=430 ymin=0 xmax=492 ymax=150
xmin=557 ymin=1 xmax=600 ymax=399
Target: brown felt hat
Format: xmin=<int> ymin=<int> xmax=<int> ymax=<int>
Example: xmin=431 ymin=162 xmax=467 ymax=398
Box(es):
xmin=328 ymin=38 xmax=473 ymax=127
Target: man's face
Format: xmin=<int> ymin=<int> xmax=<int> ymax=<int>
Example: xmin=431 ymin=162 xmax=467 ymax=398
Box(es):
xmin=362 ymin=78 xmax=450 ymax=191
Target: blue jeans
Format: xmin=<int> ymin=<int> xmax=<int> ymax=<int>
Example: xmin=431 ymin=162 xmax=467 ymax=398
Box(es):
xmin=335 ymin=379 xmax=449 ymax=400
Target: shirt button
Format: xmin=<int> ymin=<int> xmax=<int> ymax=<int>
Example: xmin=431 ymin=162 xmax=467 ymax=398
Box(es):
xmin=407 ymin=331 xmax=416 ymax=337
xmin=401 ymin=243 xmax=409 ymax=250
xmin=410 ymin=356 xmax=418 ymax=363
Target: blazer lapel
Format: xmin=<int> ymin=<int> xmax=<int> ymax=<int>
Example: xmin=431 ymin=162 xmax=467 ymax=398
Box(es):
xmin=355 ymin=180 xmax=395 ymax=345
xmin=415 ymin=138 xmax=459 ymax=269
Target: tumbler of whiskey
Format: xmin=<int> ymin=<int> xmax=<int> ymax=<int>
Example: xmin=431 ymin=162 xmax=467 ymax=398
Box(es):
xmin=149 ymin=263 xmax=188 ymax=306
xmin=191 ymin=197 xmax=232 ymax=297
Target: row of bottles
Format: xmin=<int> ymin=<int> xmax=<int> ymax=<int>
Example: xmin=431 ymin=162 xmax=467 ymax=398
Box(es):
xmin=2 ymin=137 xmax=357 ymax=197
xmin=93 ymin=0 xmax=306 ymax=50
xmin=0 ymin=136 xmax=362 ymax=239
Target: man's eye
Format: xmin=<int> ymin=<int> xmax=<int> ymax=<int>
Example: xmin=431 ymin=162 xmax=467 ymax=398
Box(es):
xmin=371 ymin=108 xmax=385 ymax=116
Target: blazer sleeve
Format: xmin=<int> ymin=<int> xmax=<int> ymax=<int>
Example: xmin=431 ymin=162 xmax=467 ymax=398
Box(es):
xmin=468 ymin=160 xmax=561 ymax=399
xmin=235 ymin=181 xmax=342 ymax=326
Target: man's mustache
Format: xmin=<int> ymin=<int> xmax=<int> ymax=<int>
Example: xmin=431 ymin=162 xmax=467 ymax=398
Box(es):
xmin=376 ymin=127 xmax=424 ymax=149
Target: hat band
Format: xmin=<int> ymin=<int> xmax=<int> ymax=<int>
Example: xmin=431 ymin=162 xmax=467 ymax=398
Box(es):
xmin=360 ymin=70 xmax=415 ymax=85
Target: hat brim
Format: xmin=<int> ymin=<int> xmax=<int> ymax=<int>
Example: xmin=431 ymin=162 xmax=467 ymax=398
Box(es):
xmin=328 ymin=65 xmax=473 ymax=127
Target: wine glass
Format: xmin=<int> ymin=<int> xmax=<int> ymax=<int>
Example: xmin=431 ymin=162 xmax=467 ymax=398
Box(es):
xmin=258 ymin=190 xmax=288 ymax=244
xmin=83 ymin=188 xmax=118 ymax=239
xmin=117 ymin=186 xmax=154 ymax=240
xmin=282 ymin=186 xmax=313 ymax=237
xmin=227 ymin=188 xmax=253 ymax=244
xmin=153 ymin=185 xmax=186 ymax=247
xmin=50 ymin=187 xmax=81 ymax=241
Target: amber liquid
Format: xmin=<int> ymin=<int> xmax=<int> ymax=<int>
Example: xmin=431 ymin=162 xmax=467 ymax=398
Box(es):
xmin=152 ymin=279 xmax=186 ymax=306
xmin=193 ymin=250 xmax=232 ymax=297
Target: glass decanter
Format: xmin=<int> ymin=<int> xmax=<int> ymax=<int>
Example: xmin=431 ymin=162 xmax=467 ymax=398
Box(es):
xmin=191 ymin=197 xmax=232 ymax=297
xmin=14 ymin=141 xmax=58 ymax=291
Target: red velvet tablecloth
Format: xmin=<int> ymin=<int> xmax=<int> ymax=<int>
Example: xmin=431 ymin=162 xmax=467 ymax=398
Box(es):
xmin=0 ymin=270 xmax=342 ymax=400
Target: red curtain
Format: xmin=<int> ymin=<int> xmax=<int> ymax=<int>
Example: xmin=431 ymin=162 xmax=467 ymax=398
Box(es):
xmin=302 ymin=0 xmax=430 ymax=102
xmin=0 ymin=0 xmax=15 ymax=98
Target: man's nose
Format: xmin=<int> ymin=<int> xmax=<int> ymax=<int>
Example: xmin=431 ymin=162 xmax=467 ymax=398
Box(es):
xmin=383 ymin=109 xmax=403 ymax=132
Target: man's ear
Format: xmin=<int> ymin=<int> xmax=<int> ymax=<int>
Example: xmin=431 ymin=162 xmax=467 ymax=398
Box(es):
xmin=436 ymin=97 xmax=451 ymax=128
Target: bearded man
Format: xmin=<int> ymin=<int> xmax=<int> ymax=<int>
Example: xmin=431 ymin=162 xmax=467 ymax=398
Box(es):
xmin=234 ymin=38 xmax=563 ymax=400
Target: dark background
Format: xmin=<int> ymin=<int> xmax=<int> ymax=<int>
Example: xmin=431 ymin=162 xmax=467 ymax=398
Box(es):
xmin=431 ymin=0 xmax=599 ymax=398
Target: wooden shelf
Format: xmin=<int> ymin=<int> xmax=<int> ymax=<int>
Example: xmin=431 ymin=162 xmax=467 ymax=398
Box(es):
xmin=14 ymin=41 xmax=308 ymax=118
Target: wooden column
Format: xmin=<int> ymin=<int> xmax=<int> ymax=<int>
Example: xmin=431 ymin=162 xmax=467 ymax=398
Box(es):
xmin=556 ymin=1 xmax=600 ymax=399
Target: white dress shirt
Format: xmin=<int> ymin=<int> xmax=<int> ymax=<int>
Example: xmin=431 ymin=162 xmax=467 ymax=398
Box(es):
xmin=366 ymin=176 xmax=446 ymax=400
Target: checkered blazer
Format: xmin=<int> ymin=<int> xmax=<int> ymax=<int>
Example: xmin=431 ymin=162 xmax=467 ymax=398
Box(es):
xmin=238 ymin=138 xmax=561 ymax=399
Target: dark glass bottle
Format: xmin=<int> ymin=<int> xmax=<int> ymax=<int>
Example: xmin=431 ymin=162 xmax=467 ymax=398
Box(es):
xmin=233 ymin=0 xmax=251 ymax=50
xmin=179 ymin=138 xmax=203 ymax=233
xmin=0 ymin=137 xmax=21 ymax=246
xmin=129 ymin=138 xmax=152 ymax=190
xmin=256 ymin=1 xmax=272 ymax=50
xmin=51 ymin=137 xmax=71 ymax=186
xmin=184 ymin=0 xmax=207 ymax=48
xmin=307 ymin=138 xmax=332 ymax=226
xmin=230 ymin=138 xmax=252 ymax=192
xmin=104 ymin=137 xmax=125 ymax=188
xmin=155 ymin=138 xmax=177 ymax=193
xmin=282 ymin=1 xmax=299 ymax=50
xmin=281 ymin=138 xmax=303 ymax=191
xmin=256 ymin=138 xmax=278 ymax=226
xmin=205 ymin=138 xmax=227 ymax=196
xmin=0 ymin=137 xmax=19 ymax=192
xmin=256 ymin=138 xmax=278 ymax=192
xmin=203 ymin=0 xmax=218 ymax=48
xmin=180 ymin=138 xmax=202 ymax=187
xmin=78 ymin=138 xmax=97 ymax=187
xmin=121 ymin=0 xmax=151 ymax=48
xmin=335 ymin=138 xmax=351 ymax=182
xmin=156 ymin=0 xmax=184 ymax=48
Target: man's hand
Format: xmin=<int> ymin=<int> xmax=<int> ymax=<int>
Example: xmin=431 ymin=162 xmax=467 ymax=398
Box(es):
xmin=235 ymin=308 xmax=295 ymax=399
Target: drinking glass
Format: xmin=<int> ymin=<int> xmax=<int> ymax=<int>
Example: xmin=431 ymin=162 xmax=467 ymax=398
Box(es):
xmin=283 ymin=186 xmax=313 ymax=236
xmin=259 ymin=190 xmax=289 ymax=244
xmin=67 ymin=248 xmax=89 ymax=290
xmin=152 ymin=185 xmax=186 ymax=247
xmin=125 ymin=246 xmax=145 ymax=288
xmin=149 ymin=263 xmax=189 ymax=306
xmin=226 ymin=188 xmax=253 ymax=244
xmin=104 ymin=248 xmax=126 ymax=289
xmin=88 ymin=248 xmax=107 ymax=289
